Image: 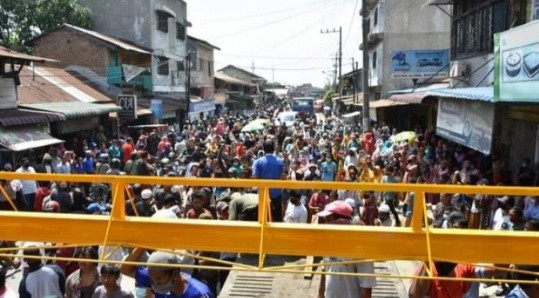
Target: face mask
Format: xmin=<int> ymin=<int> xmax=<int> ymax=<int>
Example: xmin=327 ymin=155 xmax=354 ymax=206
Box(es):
xmin=134 ymin=287 xmax=150 ymax=298
xmin=151 ymin=278 xmax=174 ymax=294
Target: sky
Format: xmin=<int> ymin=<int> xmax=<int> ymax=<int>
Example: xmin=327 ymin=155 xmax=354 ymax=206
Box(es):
xmin=187 ymin=0 xmax=363 ymax=88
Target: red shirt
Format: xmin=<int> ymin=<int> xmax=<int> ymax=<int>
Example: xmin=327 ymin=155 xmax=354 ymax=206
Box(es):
xmin=309 ymin=193 xmax=330 ymax=211
xmin=428 ymin=264 xmax=476 ymax=298
xmin=34 ymin=187 xmax=51 ymax=211
xmin=186 ymin=208 xmax=212 ymax=219
xmin=121 ymin=143 xmax=134 ymax=163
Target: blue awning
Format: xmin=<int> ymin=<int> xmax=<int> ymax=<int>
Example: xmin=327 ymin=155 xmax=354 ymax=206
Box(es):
xmin=426 ymin=87 xmax=493 ymax=102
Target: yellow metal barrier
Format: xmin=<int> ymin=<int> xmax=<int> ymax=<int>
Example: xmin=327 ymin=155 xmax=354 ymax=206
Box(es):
xmin=0 ymin=172 xmax=539 ymax=283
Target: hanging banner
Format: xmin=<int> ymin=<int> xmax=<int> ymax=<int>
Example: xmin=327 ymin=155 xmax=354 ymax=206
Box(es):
xmin=150 ymin=99 xmax=163 ymax=120
xmin=436 ymin=98 xmax=494 ymax=154
xmin=122 ymin=64 xmax=147 ymax=82
xmin=117 ymin=94 xmax=137 ymax=120
xmin=0 ymin=78 xmax=17 ymax=110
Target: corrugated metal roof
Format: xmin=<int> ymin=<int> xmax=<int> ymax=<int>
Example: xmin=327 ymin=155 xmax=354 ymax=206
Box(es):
xmin=63 ymin=24 xmax=151 ymax=54
xmin=0 ymin=46 xmax=58 ymax=62
xmin=0 ymin=109 xmax=65 ymax=127
xmin=215 ymin=72 xmax=255 ymax=87
xmin=426 ymin=87 xmax=494 ymax=102
xmin=370 ymin=99 xmax=409 ymax=108
xmin=389 ymin=82 xmax=450 ymax=94
xmin=21 ymin=102 xmax=120 ymax=119
xmin=17 ymin=65 xmax=114 ymax=105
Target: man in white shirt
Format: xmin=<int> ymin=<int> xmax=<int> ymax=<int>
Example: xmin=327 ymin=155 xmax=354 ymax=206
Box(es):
xmin=284 ymin=190 xmax=307 ymax=224
xmin=18 ymin=247 xmax=65 ymax=298
xmin=15 ymin=158 xmax=37 ymax=211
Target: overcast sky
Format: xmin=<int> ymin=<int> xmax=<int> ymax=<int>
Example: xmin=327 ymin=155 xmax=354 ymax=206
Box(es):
xmin=187 ymin=0 xmax=363 ymax=88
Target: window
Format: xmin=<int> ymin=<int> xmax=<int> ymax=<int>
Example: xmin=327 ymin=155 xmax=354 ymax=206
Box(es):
xmin=156 ymin=11 xmax=170 ymax=33
xmin=372 ymin=50 xmax=377 ymax=69
xmin=176 ymin=22 xmax=185 ymax=40
xmin=208 ymin=61 xmax=213 ymax=76
xmin=451 ymin=0 xmax=509 ymax=59
xmin=198 ymin=58 xmax=203 ymax=71
xmin=373 ymin=7 xmax=378 ymax=26
xmin=157 ymin=57 xmax=169 ymax=75
xmin=177 ymin=61 xmax=185 ymax=72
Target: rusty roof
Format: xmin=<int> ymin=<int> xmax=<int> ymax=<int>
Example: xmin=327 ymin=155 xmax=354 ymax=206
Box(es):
xmin=0 ymin=45 xmax=58 ymax=63
xmin=0 ymin=108 xmax=65 ymax=127
xmin=17 ymin=65 xmax=114 ymax=105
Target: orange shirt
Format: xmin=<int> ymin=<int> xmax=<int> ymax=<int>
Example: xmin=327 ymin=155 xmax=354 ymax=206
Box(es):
xmin=121 ymin=143 xmax=134 ymax=163
xmin=428 ymin=264 xmax=476 ymax=298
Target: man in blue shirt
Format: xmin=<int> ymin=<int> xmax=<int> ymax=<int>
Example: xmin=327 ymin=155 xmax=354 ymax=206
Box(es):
xmin=253 ymin=140 xmax=284 ymax=222
xmin=320 ymin=156 xmax=337 ymax=181
xmin=120 ymin=248 xmax=214 ymax=298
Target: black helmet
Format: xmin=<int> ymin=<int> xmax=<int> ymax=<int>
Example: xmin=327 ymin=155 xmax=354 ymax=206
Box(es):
xmin=110 ymin=158 xmax=121 ymax=169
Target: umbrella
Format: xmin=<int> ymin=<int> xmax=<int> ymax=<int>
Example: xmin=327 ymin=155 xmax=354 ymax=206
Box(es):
xmin=390 ymin=131 xmax=417 ymax=145
xmin=241 ymin=119 xmax=268 ymax=132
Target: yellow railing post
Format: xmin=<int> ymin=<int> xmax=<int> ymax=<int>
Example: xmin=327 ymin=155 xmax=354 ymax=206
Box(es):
xmin=257 ymin=187 xmax=270 ymax=269
xmin=411 ymin=191 xmax=425 ymax=232
xmin=417 ymin=191 xmax=434 ymax=277
xmin=100 ymin=180 xmax=124 ymax=260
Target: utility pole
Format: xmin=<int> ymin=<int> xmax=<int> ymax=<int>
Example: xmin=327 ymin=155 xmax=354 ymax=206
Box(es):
xmin=361 ymin=1 xmax=371 ymax=132
xmin=184 ymin=51 xmax=191 ymax=126
xmin=321 ymin=27 xmax=343 ymax=101
xmin=351 ymin=57 xmax=356 ymax=103
xmin=333 ymin=53 xmax=338 ymax=91
xmin=251 ymin=61 xmax=255 ymax=74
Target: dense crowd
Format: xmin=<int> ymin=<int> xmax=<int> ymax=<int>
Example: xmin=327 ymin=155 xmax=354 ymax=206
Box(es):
xmin=1 ymin=99 xmax=539 ymax=298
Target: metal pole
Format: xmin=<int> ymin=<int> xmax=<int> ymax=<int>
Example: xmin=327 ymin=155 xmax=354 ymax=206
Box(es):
xmin=361 ymin=0 xmax=371 ymax=132
xmin=184 ymin=51 xmax=191 ymax=126
xmin=338 ymin=26 xmax=342 ymax=101
xmin=351 ymin=57 xmax=355 ymax=103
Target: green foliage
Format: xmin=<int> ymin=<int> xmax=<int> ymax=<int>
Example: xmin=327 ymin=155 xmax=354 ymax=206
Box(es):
xmin=323 ymin=89 xmax=335 ymax=103
xmin=0 ymin=0 xmax=94 ymax=53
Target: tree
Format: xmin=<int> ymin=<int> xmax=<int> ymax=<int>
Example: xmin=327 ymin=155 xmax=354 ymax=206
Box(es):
xmin=0 ymin=0 xmax=93 ymax=53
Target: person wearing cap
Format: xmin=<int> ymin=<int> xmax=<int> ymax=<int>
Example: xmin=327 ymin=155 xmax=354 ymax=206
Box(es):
xmin=132 ymin=189 xmax=156 ymax=217
xmin=252 ymin=140 xmax=284 ymax=222
xmin=283 ymin=190 xmax=307 ymax=224
xmin=96 ymin=154 xmax=111 ymax=174
xmin=121 ymin=249 xmax=214 ymax=298
xmin=492 ymin=195 xmax=514 ymax=230
xmin=304 ymin=162 xmax=320 ymax=181
xmin=375 ymin=204 xmax=393 ymax=227
xmin=316 ymin=201 xmax=376 ymax=298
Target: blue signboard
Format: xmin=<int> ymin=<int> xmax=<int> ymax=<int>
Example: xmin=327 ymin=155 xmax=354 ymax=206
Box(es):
xmin=189 ymin=99 xmax=215 ymax=114
xmin=390 ymin=49 xmax=449 ymax=79
xmin=150 ymin=99 xmax=163 ymax=120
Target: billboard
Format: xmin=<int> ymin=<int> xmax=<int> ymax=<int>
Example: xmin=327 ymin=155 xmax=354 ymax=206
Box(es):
xmin=436 ymin=98 xmax=495 ymax=155
xmin=0 ymin=78 xmax=17 ymax=110
xmin=495 ymin=20 xmax=539 ymax=102
xmin=390 ymin=49 xmax=449 ymax=79
xmin=150 ymin=99 xmax=163 ymax=120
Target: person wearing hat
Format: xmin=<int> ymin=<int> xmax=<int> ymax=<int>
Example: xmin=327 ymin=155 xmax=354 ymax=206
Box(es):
xmin=317 ymin=201 xmax=376 ymax=298
xmin=96 ymin=154 xmax=111 ymax=174
xmin=120 ymin=249 xmax=214 ymax=298
xmin=375 ymin=204 xmax=393 ymax=227
xmin=304 ymin=162 xmax=320 ymax=181
xmin=133 ymin=189 xmax=156 ymax=217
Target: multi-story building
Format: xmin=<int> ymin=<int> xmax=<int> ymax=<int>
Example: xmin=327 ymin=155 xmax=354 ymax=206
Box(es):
xmin=362 ymin=0 xmax=451 ymax=98
xmin=78 ymin=0 xmax=189 ymax=96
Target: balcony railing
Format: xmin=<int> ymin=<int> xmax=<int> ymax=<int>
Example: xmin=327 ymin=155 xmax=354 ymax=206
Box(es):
xmin=106 ymin=66 xmax=153 ymax=91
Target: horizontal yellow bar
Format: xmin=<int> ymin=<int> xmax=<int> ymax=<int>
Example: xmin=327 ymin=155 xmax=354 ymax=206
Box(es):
xmin=1 ymin=211 xmax=538 ymax=265
xmin=1 ymin=172 xmax=538 ymax=196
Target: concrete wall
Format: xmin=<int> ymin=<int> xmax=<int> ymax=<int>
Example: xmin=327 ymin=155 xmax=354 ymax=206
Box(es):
xmin=190 ymin=43 xmax=215 ymax=88
xmin=451 ymin=54 xmax=495 ymax=87
xmin=370 ymin=0 xmax=451 ymax=96
xmin=79 ymin=0 xmax=153 ymax=48
xmin=33 ymin=27 xmax=109 ymax=76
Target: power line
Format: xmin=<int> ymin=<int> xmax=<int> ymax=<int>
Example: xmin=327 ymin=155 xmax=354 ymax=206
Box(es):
xmin=343 ymin=0 xmax=360 ymax=49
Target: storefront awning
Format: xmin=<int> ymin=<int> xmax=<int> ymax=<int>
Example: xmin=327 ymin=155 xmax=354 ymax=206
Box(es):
xmin=21 ymin=102 xmax=121 ymax=119
xmin=109 ymin=108 xmax=153 ymax=118
xmin=0 ymin=109 xmax=65 ymax=127
xmin=370 ymin=99 xmax=409 ymax=108
xmin=388 ymin=93 xmax=429 ymax=104
xmin=0 ymin=126 xmax=63 ymax=151
xmin=426 ymin=87 xmax=494 ymax=102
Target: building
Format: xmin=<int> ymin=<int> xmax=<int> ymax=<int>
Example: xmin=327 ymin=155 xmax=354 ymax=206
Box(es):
xmin=217 ymin=65 xmax=267 ymax=108
xmin=186 ymin=35 xmax=220 ymax=122
xmin=31 ymin=24 xmax=156 ymax=124
xmin=362 ymin=0 xmax=451 ymax=98
xmin=78 ymin=0 xmax=189 ymax=119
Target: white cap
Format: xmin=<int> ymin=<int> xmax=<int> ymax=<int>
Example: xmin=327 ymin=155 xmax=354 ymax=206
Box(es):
xmin=141 ymin=189 xmax=153 ymax=199
xmin=378 ymin=204 xmax=390 ymax=213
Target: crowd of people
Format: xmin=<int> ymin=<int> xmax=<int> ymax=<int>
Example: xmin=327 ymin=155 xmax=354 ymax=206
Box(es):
xmin=1 ymin=100 xmax=539 ymax=298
